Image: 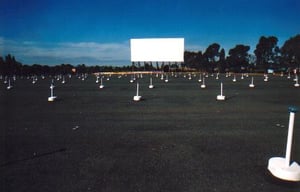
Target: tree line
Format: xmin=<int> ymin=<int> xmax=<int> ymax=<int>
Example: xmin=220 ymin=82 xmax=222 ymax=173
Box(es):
xmin=0 ymin=34 xmax=299 ymax=76
xmin=183 ymin=34 xmax=300 ymax=73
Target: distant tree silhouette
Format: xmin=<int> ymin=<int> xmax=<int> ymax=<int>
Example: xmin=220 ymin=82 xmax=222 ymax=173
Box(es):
xmin=227 ymin=45 xmax=250 ymax=72
xmin=184 ymin=51 xmax=203 ymax=70
xmin=1 ymin=34 xmax=300 ymax=75
xmin=76 ymin=64 xmax=87 ymax=74
xmin=0 ymin=56 xmax=5 ymax=75
xmin=254 ymin=36 xmax=279 ymax=72
xmin=203 ymin=43 xmax=221 ymax=73
xmin=218 ymin=48 xmax=226 ymax=72
xmin=0 ymin=54 xmax=22 ymax=76
xmin=281 ymin=34 xmax=300 ymax=72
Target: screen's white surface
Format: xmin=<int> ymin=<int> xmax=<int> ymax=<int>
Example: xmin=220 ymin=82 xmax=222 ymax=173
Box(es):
xmin=130 ymin=38 xmax=184 ymax=62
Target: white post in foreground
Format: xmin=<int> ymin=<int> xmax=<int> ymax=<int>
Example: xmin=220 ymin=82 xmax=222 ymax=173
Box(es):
xmin=216 ymin=82 xmax=225 ymax=100
xmin=249 ymin=77 xmax=255 ymax=88
xmin=50 ymin=85 xmax=54 ymax=97
xmin=99 ymin=77 xmax=104 ymax=89
xmin=6 ymin=78 xmax=13 ymax=90
xmin=133 ymin=82 xmax=142 ymax=101
xmin=294 ymin=76 xmax=299 ymax=87
xmin=201 ymin=77 xmax=206 ymax=89
xmin=232 ymin=75 xmax=236 ymax=82
xmin=62 ymin=76 xmax=66 ymax=84
xmin=285 ymin=109 xmax=295 ymax=167
xmin=221 ymin=82 xmax=223 ymax=96
xmin=149 ymin=77 xmax=154 ymax=88
xmin=165 ymin=74 xmax=169 ymax=83
xmin=48 ymin=82 xmax=57 ymax=102
xmin=268 ymin=106 xmax=300 ymax=181
xmin=198 ymin=73 xmax=202 ymax=82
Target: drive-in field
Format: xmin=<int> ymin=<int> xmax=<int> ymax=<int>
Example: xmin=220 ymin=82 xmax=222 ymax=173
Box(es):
xmin=1 ymin=73 xmax=299 ymax=192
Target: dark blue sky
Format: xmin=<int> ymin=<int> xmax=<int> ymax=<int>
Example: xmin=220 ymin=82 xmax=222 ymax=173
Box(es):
xmin=0 ymin=0 xmax=299 ymax=65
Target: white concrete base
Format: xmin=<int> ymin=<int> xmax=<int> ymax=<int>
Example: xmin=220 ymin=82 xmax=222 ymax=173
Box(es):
xmin=249 ymin=84 xmax=255 ymax=88
xmin=48 ymin=96 xmax=57 ymax=102
xmin=99 ymin=85 xmax=104 ymax=89
xmin=6 ymin=85 xmax=13 ymax=90
xmin=201 ymin=84 xmax=206 ymax=89
xmin=149 ymin=84 xmax=154 ymax=89
xmin=133 ymin=95 xmax=141 ymax=101
xmin=268 ymin=157 xmax=300 ymax=181
xmin=294 ymin=83 xmax=299 ymax=87
xmin=165 ymin=79 xmax=169 ymax=83
xmin=130 ymin=79 xmax=134 ymax=83
xmin=216 ymin=95 xmax=226 ymax=100
xmin=264 ymin=78 xmax=269 ymax=82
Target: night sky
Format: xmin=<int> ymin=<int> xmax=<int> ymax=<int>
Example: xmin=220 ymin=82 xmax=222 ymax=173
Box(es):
xmin=1 ymin=0 xmax=299 ymax=65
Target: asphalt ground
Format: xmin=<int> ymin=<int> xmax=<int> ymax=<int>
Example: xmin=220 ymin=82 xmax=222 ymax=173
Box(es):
xmin=0 ymin=73 xmax=300 ymax=192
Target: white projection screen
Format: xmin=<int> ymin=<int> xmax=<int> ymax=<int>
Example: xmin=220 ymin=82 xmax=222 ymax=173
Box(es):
xmin=130 ymin=38 xmax=184 ymax=62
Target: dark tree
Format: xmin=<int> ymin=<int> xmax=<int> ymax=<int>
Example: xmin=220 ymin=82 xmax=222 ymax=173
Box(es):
xmin=31 ymin=64 xmax=43 ymax=75
xmin=184 ymin=51 xmax=203 ymax=70
xmin=156 ymin=62 xmax=159 ymax=70
xmin=0 ymin=56 xmax=5 ymax=75
xmin=0 ymin=54 xmax=23 ymax=76
xmin=163 ymin=64 xmax=169 ymax=72
xmin=227 ymin=44 xmax=250 ymax=72
xmin=60 ymin=64 xmax=74 ymax=75
xmin=76 ymin=64 xmax=87 ymax=74
xmin=218 ymin=48 xmax=226 ymax=72
xmin=281 ymin=34 xmax=300 ymax=71
xmin=144 ymin=62 xmax=155 ymax=71
xmin=254 ymin=36 xmax=278 ymax=72
xmin=203 ymin=43 xmax=221 ymax=73
xmin=193 ymin=51 xmax=204 ymax=70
